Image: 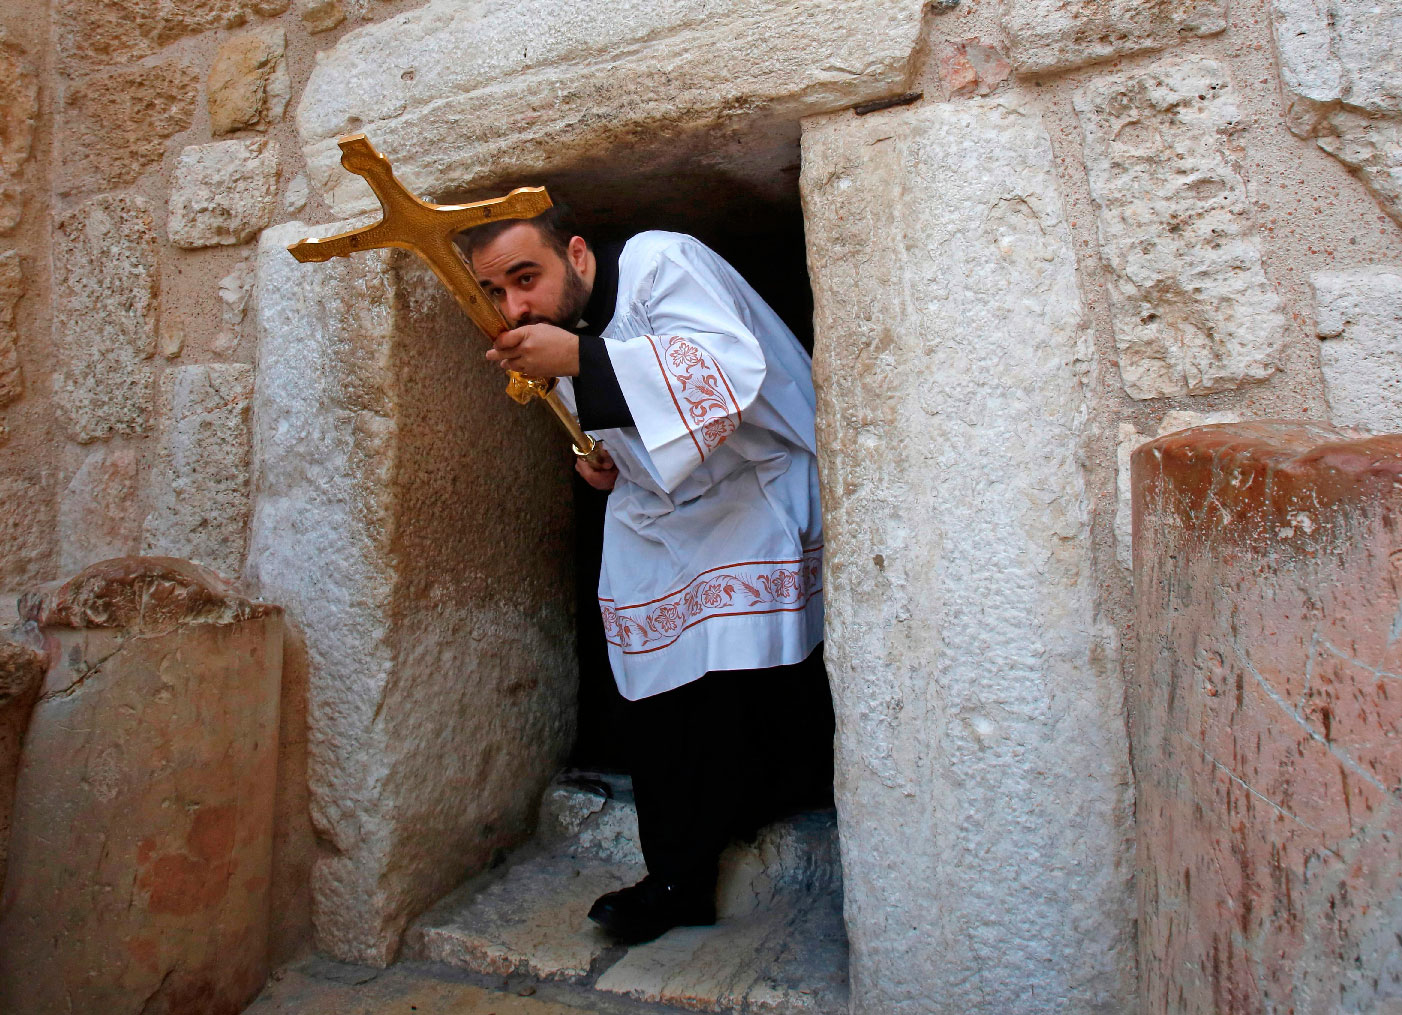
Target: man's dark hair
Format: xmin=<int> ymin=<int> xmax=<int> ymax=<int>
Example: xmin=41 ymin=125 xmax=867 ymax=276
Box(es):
xmin=460 ymin=200 xmax=583 ymax=263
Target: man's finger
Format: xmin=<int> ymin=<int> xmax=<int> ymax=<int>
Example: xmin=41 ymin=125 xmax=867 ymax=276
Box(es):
xmin=494 ymin=327 xmax=526 ymax=350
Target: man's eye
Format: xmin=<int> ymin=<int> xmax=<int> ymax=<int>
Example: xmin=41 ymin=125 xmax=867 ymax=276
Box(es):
xmin=518 ymin=274 xmax=535 ymax=286
xmin=489 ymin=287 xmax=505 ymax=299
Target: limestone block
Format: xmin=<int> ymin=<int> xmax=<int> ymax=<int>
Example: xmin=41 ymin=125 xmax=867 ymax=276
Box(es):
xmin=1115 ymin=411 xmax=1242 ymax=570
xmin=1003 ymin=0 xmax=1226 ymax=74
xmin=1270 ymin=0 xmax=1402 ymax=223
xmin=0 ymin=558 xmax=282 ymax=1015
xmin=53 ymin=195 xmax=158 ymax=442
xmin=168 ymin=139 xmax=280 ymax=248
xmin=296 ymin=0 xmax=925 ymax=215
xmin=59 ymin=446 xmax=144 ymax=575
xmin=57 ymin=0 xmax=282 ymax=67
xmin=931 ymin=39 xmax=1011 ymax=101
xmin=249 ymin=224 xmax=576 ymax=964
xmin=300 ymin=0 xmax=346 ymax=33
xmin=1075 ymin=58 xmax=1286 ymax=400
xmin=60 ymin=61 xmax=199 ymax=192
xmin=0 ymin=475 xmax=54 ymax=587
xmin=283 ymin=173 xmax=309 ymax=214
xmin=142 ymin=365 xmax=254 ymax=578
xmin=1132 ymin=422 xmax=1402 ymax=1013
xmin=208 ymin=26 xmax=290 ymax=136
xmin=801 ymin=96 xmax=1133 ymax=1015
xmin=1312 ymin=267 xmax=1402 ymax=432
xmin=0 ymin=34 xmax=38 ymax=233
xmin=0 ymin=248 xmax=23 ymax=406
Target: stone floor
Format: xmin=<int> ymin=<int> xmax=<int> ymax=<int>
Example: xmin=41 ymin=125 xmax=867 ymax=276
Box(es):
xmin=246 ymin=773 xmax=849 ymax=1015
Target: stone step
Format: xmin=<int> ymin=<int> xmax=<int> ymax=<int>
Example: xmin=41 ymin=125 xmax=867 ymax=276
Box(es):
xmin=404 ymin=772 xmax=846 ymax=1013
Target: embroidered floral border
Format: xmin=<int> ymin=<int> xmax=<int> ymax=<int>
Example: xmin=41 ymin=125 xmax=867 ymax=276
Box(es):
xmin=600 ymin=547 xmax=823 ymax=655
xmin=645 ymin=335 xmax=740 ymax=459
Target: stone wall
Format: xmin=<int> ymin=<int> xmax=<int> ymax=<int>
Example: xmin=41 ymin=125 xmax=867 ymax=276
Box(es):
xmin=1 ymin=0 xmax=1401 ymax=1004
xmin=1132 ymin=423 xmax=1402 ymax=1013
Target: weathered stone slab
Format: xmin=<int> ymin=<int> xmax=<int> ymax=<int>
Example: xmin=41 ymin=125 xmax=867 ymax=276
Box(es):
xmin=1313 ymin=267 xmax=1402 ymax=432
xmin=1075 ymin=57 xmax=1286 ymax=399
xmin=300 ymin=0 xmax=346 ymax=33
xmin=1270 ymin=0 xmax=1402 ymax=223
xmin=53 ymin=195 xmax=158 ymax=441
xmin=0 ymin=474 xmax=54 ymax=587
xmin=1132 ymin=422 xmax=1402 ymax=1014
xmin=208 ymin=26 xmax=290 ymax=136
xmin=0 ymin=557 xmax=282 ymax=1015
xmin=296 ymin=0 xmax=925 ymax=215
xmin=0 ymin=248 xmax=23 ymax=406
xmin=1003 ymin=0 xmax=1226 ymax=74
xmin=168 ymin=139 xmax=280 ymax=248
xmin=142 ymin=364 xmax=255 ymax=578
xmin=57 ymin=0 xmax=285 ymax=67
xmin=249 ymin=224 xmax=576 ymax=965
xmin=802 ymin=95 xmax=1133 ymax=1015
xmin=59 ymin=61 xmax=199 ymax=192
xmin=0 ymin=34 xmax=38 ymax=233
xmin=59 ymin=445 xmax=144 ymax=575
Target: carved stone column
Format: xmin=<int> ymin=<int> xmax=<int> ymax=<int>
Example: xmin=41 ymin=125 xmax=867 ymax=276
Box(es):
xmin=0 ymin=557 xmax=283 ymax=1015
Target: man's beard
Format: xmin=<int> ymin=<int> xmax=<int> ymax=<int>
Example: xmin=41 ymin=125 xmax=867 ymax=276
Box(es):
xmin=516 ymin=262 xmax=591 ymax=328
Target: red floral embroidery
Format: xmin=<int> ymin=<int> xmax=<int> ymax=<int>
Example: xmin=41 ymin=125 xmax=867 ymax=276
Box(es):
xmin=648 ymin=335 xmax=741 ymax=457
xmin=600 ymin=548 xmax=823 ymax=655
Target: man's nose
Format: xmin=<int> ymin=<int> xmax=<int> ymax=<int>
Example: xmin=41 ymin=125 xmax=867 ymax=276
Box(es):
xmin=504 ymin=291 xmax=531 ymax=326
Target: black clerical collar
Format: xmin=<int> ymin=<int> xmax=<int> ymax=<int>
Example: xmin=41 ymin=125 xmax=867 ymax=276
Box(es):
xmin=578 ymin=239 xmax=624 ymax=333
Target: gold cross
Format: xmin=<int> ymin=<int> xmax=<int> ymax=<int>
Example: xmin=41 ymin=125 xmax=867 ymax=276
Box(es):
xmin=287 ymin=133 xmax=599 ymax=461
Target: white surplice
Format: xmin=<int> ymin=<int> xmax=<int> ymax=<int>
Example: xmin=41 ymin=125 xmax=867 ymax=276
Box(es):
xmin=555 ymin=231 xmax=823 ymax=701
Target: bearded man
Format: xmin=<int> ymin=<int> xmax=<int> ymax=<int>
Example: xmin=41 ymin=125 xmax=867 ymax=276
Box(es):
xmin=464 ymin=206 xmax=829 ymax=945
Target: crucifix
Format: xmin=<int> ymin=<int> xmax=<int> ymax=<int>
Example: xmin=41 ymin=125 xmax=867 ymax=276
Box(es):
xmin=286 ymin=133 xmax=602 ymax=463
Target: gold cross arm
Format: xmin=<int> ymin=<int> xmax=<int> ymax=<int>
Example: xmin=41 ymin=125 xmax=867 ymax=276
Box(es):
xmin=287 ymin=134 xmax=600 ymax=461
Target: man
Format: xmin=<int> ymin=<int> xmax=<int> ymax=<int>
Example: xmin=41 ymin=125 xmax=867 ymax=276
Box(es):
xmin=464 ymin=206 xmax=827 ymax=944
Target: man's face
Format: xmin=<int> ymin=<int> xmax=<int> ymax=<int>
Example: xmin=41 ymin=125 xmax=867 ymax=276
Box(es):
xmin=470 ymin=222 xmax=592 ymax=329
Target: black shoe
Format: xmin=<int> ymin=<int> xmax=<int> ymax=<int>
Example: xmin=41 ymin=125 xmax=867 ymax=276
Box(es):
xmin=587 ymin=875 xmax=717 ymax=944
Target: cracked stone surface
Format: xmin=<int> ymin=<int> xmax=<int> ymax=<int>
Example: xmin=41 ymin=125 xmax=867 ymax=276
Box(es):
xmin=168 ymin=138 xmax=280 ymax=248
xmin=0 ymin=558 xmax=283 ymax=1015
xmin=58 ymin=445 xmax=144 ymax=576
xmin=208 ymin=26 xmax=290 ymax=135
xmin=1075 ymin=57 xmax=1286 ymax=399
xmin=407 ymin=777 xmax=845 ymax=1012
xmin=1133 ymin=422 xmax=1402 ymax=1013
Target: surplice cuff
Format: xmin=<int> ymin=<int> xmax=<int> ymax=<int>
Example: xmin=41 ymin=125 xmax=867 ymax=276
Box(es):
xmin=574 ymin=333 xmax=635 ymax=431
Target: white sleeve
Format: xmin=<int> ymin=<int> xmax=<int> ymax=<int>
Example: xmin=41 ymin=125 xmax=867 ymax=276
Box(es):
xmin=602 ymin=242 xmax=766 ymax=492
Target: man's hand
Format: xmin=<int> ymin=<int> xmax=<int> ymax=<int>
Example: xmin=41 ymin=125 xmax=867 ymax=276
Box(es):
xmin=576 ymin=444 xmax=618 ymax=491
xmin=487 ymin=323 xmax=580 ymax=379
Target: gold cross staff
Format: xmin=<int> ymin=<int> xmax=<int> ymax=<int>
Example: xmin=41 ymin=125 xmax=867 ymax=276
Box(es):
xmin=286 ymin=133 xmax=601 ymax=463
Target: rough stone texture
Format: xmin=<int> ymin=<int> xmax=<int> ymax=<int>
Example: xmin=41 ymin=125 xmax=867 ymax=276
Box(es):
xmin=1271 ymin=0 xmax=1402 ymax=223
xmin=52 ymin=195 xmax=158 ymax=441
xmin=300 ymin=0 xmax=346 ymax=33
xmin=59 ymin=61 xmax=199 ymax=192
xmin=930 ymin=39 xmax=1011 ymax=101
xmin=0 ymin=558 xmax=282 ymax=1015
xmin=168 ymin=139 xmax=280 ymax=248
xmin=296 ymin=0 xmax=925 ymax=215
xmin=0 ymin=248 xmax=22 ymax=406
xmin=1132 ymin=422 xmax=1402 ymax=1013
xmin=0 ymin=474 xmax=55 ymax=588
xmin=0 ymin=622 xmax=44 ymax=890
xmin=142 ymin=364 xmax=255 ymax=579
xmin=1003 ymin=0 xmax=1226 ymax=74
xmin=1076 ymin=57 xmax=1287 ymax=400
xmin=1115 ymin=411 xmax=1242 ymax=569
xmin=57 ymin=0 xmax=287 ymax=67
xmin=249 ymin=224 xmax=576 ymax=965
xmin=58 ymin=446 xmax=144 ymax=575
xmin=801 ymin=96 xmax=1133 ymax=1014
xmin=0 ymin=33 xmax=38 ymax=233
xmin=208 ymin=26 xmax=290 ymax=136
xmin=218 ymin=255 xmax=256 ymax=352
xmin=1313 ymin=266 xmax=1402 ymax=432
